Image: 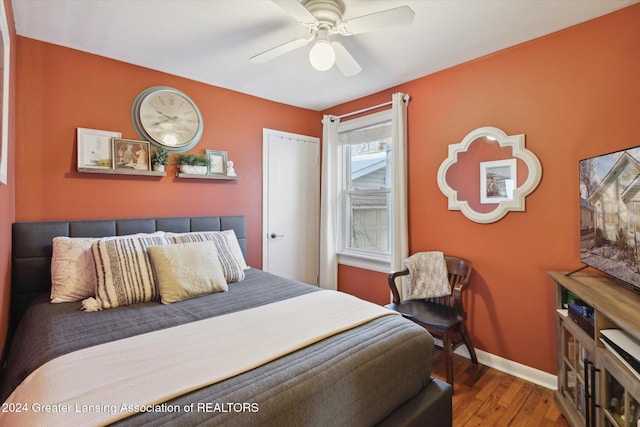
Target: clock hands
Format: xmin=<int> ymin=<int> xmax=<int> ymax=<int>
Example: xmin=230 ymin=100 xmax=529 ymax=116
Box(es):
xmin=149 ymin=109 xmax=180 ymax=127
xmin=155 ymin=110 xmax=178 ymax=121
xmin=151 ymin=117 xmax=176 ymax=127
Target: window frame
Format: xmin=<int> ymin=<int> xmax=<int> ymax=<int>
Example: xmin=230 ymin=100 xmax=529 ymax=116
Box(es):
xmin=336 ymin=109 xmax=393 ymax=273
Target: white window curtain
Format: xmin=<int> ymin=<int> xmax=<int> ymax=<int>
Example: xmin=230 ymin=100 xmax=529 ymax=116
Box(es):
xmin=391 ymin=92 xmax=410 ymax=300
xmin=319 ymin=114 xmax=340 ymax=290
xmin=319 ymin=93 xmax=409 ymax=293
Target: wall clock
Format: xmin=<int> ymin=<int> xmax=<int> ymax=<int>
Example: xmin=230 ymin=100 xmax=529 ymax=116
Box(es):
xmin=131 ymin=86 xmax=204 ymax=152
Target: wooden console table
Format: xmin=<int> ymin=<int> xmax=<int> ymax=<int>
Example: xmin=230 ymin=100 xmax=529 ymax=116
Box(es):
xmin=549 ymin=271 xmax=640 ymax=427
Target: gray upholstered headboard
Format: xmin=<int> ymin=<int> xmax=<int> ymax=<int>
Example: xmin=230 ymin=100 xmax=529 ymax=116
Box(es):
xmin=11 ymin=215 xmax=246 ymax=333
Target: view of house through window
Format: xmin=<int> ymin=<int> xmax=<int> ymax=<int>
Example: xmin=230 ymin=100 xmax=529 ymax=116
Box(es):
xmin=340 ymin=118 xmax=392 ymax=256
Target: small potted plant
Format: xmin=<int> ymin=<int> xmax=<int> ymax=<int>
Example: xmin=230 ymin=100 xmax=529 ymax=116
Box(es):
xmin=150 ymin=148 xmax=169 ymax=172
xmin=174 ymin=153 xmax=209 ymax=175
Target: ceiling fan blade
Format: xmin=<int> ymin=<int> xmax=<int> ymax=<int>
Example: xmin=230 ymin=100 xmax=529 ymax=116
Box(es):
xmin=337 ymin=6 xmax=415 ymax=36
xmin=332 ymin=41 xmax=362 ymax=77
xmin=250 ymin=37 xmax=313 ymax=63
xmin=271 ymin=0 xmax=317 ymax=26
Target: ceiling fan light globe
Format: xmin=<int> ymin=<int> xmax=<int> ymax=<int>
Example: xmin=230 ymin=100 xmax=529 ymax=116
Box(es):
xmin=309 ymin=40 xmax=335 ymax=71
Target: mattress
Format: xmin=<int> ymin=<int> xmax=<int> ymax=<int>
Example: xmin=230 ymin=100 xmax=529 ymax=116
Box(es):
xmin=0 ymin=268 xmax=436 ymax=426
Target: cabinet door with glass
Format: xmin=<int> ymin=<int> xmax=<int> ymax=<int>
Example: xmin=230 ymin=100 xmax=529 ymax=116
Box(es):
xmin=559 ymin=316 xmax=596 ymax=426
xmin=598 ymin=349 xmax=640 ymax=427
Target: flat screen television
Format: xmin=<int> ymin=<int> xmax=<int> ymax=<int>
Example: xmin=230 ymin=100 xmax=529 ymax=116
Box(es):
xmin=579 ymin=146 xmax=640 ymax=291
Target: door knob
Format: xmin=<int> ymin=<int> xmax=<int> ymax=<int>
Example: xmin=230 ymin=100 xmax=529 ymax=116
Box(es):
xmin=270 ymin=233 xmax=284 ymax=239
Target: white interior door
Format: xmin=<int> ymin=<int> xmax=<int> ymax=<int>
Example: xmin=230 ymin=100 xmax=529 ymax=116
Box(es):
xmin=263 ymin=129 xmax=319 ymax=285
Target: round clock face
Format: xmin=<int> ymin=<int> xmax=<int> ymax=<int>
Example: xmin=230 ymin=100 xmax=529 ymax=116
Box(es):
xmin=132 ymin=87 xmax=203 ymax=151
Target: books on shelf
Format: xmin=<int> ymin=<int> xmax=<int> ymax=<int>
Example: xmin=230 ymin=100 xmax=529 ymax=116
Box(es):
xmin=568 ymin=300 xmax=595 ymax=336
xmin=568 ymin=301 xmax=592 ymax=317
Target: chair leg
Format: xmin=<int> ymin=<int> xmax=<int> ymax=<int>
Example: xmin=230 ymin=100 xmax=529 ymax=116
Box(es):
xmin=460 ymin=324 xmax=478 ymax=365
xmin=442 ymin=332 xmax=454 ymax=392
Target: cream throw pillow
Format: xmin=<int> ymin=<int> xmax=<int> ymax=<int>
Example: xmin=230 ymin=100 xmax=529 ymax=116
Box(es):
xmin=148 ymin=240 xmax=228 ymax=304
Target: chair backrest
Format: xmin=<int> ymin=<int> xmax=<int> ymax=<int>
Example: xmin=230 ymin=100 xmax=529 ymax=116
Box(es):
xmin=431 ymin=256 xmax=473 ymax=309
xmin=388 ymin=254 xmax=473 ymax=306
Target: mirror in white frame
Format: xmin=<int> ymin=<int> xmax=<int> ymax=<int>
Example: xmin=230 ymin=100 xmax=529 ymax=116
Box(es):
xmin=437 ymin=127 xmax=542 ymax=224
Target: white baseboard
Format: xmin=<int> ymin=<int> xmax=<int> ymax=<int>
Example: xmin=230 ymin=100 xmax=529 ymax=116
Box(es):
xmin=432 ymin=339 xmax=558 ymax=390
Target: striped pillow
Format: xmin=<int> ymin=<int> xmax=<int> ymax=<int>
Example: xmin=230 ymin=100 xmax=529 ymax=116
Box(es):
xmin=90 ymin=234 xmax=171 ymax=309
xmin=167 ymin=230 xmax=246 ymax=283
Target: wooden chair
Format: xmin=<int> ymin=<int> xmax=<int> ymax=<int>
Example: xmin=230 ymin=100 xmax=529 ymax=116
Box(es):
xmin=385 ymin=255 xmax=477 ymax=392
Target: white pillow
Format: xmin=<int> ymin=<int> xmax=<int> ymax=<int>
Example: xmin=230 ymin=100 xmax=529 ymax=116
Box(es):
xmin=148 ymin=241 xmax=228 ymax=304
xmin=167 ymin=230 xmax=247 ymax=283
xmin=51 ymin=236 xmax=98 ymax=303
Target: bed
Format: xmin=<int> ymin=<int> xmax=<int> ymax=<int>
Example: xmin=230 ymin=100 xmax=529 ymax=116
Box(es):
xmin=0 ymin=215 xmax=452 ymax=426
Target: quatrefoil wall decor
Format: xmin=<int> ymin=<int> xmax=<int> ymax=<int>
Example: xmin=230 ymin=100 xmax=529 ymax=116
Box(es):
xmin=436 ymin=127 xmax=542 ymax=224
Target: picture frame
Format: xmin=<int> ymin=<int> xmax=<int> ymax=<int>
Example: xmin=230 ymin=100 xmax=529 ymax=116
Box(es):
xmin=480 ymin=158 xmax=517 ymax=204
xmin=113 ymin=138 xmax=151 ymax=171
xmin=77 ymin=128 xmax=122 ymax=169
xmin=0 ymin=1 xmax=10 ymax=184
xmin=206 ymin=149 xmax=228 ymax=175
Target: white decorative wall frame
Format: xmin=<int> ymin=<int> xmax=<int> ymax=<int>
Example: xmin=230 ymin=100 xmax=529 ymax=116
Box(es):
xmin=436 ymin=127 xmax=542 ymax=224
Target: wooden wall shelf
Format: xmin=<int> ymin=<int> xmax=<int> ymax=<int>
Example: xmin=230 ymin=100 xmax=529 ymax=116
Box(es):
xmin=77 ymin=168 xmax=240 ymax=180
xmin=175 ymin=173 xmax=240 ymax=180
xmin=78 ymin=167 xmax=166 ymax=177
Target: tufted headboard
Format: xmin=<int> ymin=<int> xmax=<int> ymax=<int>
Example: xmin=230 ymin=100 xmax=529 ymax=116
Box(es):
xmin=10 ymin=215 xmax=246 ymax=334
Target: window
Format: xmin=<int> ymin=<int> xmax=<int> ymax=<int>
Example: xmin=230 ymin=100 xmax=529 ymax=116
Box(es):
xmin=337 ymin=110 xmax=393 ymax=271
xmin=604 ymin=199 xmax=619 ymax=225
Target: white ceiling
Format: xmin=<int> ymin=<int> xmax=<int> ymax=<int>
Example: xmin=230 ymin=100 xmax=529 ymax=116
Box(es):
xmin=12 ymin=0 xmax=639 ymax=111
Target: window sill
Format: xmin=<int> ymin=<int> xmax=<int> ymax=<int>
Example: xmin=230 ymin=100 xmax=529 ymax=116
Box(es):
xmin=337 ymin=251 xmax=390 ymax=273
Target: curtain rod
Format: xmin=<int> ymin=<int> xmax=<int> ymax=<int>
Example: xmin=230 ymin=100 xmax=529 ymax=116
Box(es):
xmin=334 ymin=94 xmax=410 ymax=120
xmin=336 ymin=100 xmax=392 ymax=120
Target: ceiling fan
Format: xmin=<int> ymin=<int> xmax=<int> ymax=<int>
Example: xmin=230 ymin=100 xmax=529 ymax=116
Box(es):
xmin=250 ymin=0 xmax=415 ymax=76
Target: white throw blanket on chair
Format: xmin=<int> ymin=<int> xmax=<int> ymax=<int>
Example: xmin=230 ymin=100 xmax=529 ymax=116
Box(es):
xmin=405 ymin=251 xmax=451 ymax=300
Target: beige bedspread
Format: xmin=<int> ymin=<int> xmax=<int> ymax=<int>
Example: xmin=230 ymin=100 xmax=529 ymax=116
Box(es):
xmin=0 ymin=290 xmax=397 ymax=427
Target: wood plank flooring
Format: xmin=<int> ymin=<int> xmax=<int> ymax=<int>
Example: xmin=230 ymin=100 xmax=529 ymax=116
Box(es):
xmin=430 ymin=352 xmax=570 ymax=426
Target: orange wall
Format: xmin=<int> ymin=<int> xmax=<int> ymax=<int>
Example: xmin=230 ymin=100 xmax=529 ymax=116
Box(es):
xmin=14 ymin=37 xmax=322 ymax=269
xmin=0 ymin=0 xmax=16 ymax=355
xmin=7 ymin=3 xmax=640 ymax=376
xmin=330 ymin=4 xmax=640 ymax=374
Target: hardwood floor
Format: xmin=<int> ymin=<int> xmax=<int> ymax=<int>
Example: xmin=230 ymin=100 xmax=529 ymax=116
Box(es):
xmin=430 ymin=352 xmax=570 ymax=426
